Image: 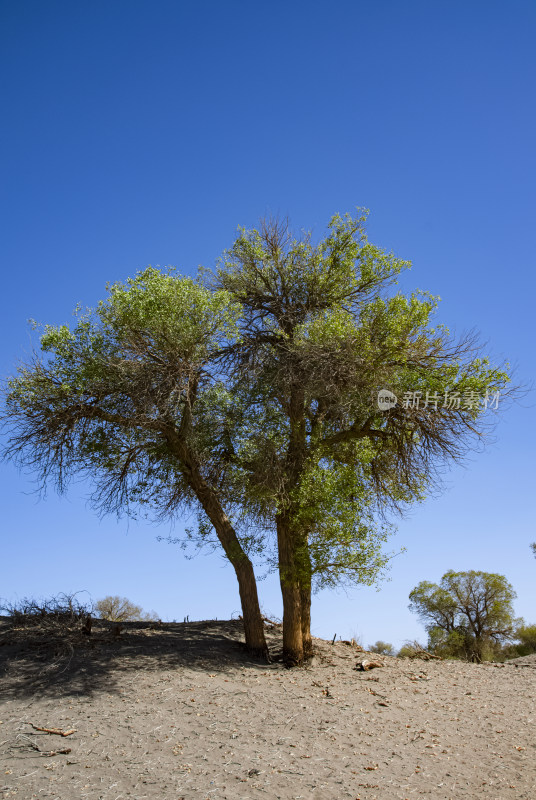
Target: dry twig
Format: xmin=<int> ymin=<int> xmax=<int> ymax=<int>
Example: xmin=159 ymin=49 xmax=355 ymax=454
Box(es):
xmin=27 ymin=724 xmax=77 ymax=737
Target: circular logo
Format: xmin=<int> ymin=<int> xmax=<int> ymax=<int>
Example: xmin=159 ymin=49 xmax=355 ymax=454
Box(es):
xmin=377 ymin=389 xmax=397 ymax=410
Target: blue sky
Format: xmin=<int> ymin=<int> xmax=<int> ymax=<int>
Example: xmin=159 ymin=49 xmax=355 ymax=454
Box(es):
xmin=1 ymin=1 xmax=535 ymax=649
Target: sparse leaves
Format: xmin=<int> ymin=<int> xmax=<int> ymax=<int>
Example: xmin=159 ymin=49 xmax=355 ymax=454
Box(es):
xmin=94 ymin=595 xmax=157 ymax=622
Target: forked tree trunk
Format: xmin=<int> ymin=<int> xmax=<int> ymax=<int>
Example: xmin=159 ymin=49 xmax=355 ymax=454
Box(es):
xmin=277 ymin=514 xmax=305 ymax=666
xmin=276 ymin=384 xmax=313 ymax=665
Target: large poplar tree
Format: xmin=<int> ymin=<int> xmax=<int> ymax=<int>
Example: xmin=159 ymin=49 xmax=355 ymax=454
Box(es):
xmin=2 ymin=211 xmax=511 ymax=666
xmin=209 ymin=212 xmax=510 ymax=664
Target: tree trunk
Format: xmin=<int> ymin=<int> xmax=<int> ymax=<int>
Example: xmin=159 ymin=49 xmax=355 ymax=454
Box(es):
xmin=296 ymin=529 xmax=313 ymax=659
xmin=299 ymin=575 xmax=313 ymax=659
xmin=472 ymin=635 xmax=483 ymax=663
xmin=167 ymin=430 xmax=269 ymax=660
xmin=277 ymin=514 xmax=304 ymax=666
xmin=235 ymin=559 xmax=270 ymax=658
xmin=200 ymin=504 xmax=268 ymax=659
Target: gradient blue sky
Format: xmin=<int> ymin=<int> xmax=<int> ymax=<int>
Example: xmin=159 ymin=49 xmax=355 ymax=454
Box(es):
xmin=1 ymin=1 xmax=534 ymax=649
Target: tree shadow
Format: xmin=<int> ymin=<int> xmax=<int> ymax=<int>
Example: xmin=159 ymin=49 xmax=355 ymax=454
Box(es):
xmin=0 ymin=618 xmax=283 ymax=701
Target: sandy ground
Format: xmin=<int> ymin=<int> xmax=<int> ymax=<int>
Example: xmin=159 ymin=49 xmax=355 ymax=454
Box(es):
xmin=0 ymin=617 xmax=535 ymax=800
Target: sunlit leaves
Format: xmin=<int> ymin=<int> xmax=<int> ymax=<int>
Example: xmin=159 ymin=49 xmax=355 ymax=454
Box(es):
xmin=210 ymin=210 xmax=513 ymax=595
xmin=409 ymin=571 xmax=519 ymax=660
xmin=3 ymin=209 xmax=514 ymax=607
xmin=99 ymin=267 xmax=242 ymax=363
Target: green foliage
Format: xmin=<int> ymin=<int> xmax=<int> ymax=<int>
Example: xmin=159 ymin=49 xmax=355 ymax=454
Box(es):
xmin=368 ymin=640 xmax=394 ymax=655
xmin=397 ymin=644 xmax=416 ymax=658
xmin=499 ymin=623 xmax=536 ymax=659
xmin=396 ymin=641 xmax=427 ymax=658
xmin=3 ymin=269 xmax=244 ymax=521
xmin=290 ymin=458 xmax=394 ymax=589
xmin=427 ymin=626 xmax=467 ymax=659
xmin=2 ymin=210 xmax=514 ymax=645
xmin=515 ymin=623 xmax=536 ymax=653
xmin=210 ymin=211 xmax=510 ymax=596
xmin=409 ymin=570 xmax=518 ymax=661
xmin=99 ymin=267 xmax=242 ymax=359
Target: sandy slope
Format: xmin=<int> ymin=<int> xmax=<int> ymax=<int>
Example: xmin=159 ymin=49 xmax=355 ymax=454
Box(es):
xmin=0 ymin=618 xmax=534 ymax=800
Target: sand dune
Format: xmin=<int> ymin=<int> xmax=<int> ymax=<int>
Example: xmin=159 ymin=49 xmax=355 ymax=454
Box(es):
xmin=1 ymin=618 xmax=534 ymax=799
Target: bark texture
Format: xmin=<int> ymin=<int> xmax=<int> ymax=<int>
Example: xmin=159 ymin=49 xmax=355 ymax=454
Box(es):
xmin=276 ymin=515 xmax=304 ymax=665
xmin=167 ymin=428 xmax=269 ymax=660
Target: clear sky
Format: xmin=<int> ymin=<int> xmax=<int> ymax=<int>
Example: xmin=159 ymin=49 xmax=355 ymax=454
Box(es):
xmin=1 ymin=0 xmax=535 ymax=649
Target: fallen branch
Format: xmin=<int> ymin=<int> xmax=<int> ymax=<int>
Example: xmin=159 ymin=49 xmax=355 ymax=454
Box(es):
xmin=43 ymin=747 xmax=72 ymax=756
xmin=261 ymin=615 xmax=281 ymax=626
xmin=27 ymin=724 xmax=77 ymax=737
xmin=408 ymin=646 xmax=442 ymax=661
xmin=399 ymin=640 xmax=442 ymax=660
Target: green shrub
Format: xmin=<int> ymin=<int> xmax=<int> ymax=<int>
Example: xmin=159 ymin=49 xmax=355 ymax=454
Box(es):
xmin=368 ymin=640 xmax=394 ymax=656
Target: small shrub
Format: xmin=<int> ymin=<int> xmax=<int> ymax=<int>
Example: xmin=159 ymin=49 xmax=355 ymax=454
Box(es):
xmin=397 ymin=643 xmax=418 ymax=658
xmin=94 ymin=595 xmax=157 ymax=622
xmin=368 ymin=640 xmax=394 ymax=656
xmin=397 ymin=640 xmax=433 ymax=659
xmin=0 ymin=592 xmax=94 ymax=665
xmin=0 ymin=592 xmax=92 ymax=628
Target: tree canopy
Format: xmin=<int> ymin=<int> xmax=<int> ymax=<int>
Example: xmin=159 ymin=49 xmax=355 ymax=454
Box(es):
xmin=409 ymin=570 xmax=519 ymax=661
xmin=206 ymin=212 xmax=510 ymax=662
xmin=2 ymin=269 xmax=269 ymax=657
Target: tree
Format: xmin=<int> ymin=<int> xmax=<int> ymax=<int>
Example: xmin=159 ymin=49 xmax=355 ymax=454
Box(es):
xmin=94 ymin=595 xmax=156 ymax=622
xmin=368 ymin=640 xmax=394 ymax=655
xmin=531 ymin=543 xmax=536 ymax=558
xmin=208 ymin=212 xmax=511 ymax=664
xmin=409 ymin=570 xmax=519 ymax=661
xmin=2 ymin=211 xmax=512 ymax=667
xmin=1 ymin=270 xmax=268 ymax=658
xmin=513 ymin=623 xmax=536 ymax=656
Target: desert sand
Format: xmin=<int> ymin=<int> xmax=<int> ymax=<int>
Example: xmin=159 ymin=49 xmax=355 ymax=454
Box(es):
xmin=0 ymin=617 xmax=534 ymax=800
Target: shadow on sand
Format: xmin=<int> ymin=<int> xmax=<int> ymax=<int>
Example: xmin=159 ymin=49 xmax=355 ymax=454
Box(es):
xmin=0 ymin=618 xmax=282 ymax=701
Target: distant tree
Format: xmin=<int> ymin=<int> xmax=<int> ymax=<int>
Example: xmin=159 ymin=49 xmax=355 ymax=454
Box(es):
xmin=513 ymin=623 xmax=536 ymax=656
xmin=94 ymin=595 xmax=156 ymax=622
xmin=409 ymin=570 xmax=519 ymax=662
xmin=368 ymin=640 xmax=394 ymax=655
xmin=531 ymin=543 xmax=536 ymax=558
